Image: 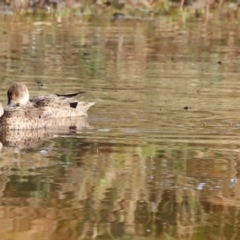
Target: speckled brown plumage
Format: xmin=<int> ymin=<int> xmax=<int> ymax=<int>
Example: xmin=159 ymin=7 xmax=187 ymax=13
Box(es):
xmin=0 ymin=105 xmax=48 ymax=130
xmin=7 ymin=83 xmax=95 ymax=118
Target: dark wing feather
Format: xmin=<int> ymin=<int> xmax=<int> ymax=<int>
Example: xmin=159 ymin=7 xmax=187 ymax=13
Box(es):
xmin=56 ymin=91 xmax=84 ymax=98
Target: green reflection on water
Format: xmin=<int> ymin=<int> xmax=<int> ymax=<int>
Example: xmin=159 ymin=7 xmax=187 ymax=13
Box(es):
xmin=0 ymin=18 xmax=239 ymax=240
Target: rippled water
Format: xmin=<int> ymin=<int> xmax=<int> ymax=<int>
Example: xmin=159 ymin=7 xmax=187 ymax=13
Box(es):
xmin=0 ymin=17 xmax=240 ymax=239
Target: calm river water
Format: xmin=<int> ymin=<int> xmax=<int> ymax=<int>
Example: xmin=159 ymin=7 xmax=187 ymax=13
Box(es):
xmin=0 ymin=16 xmax=239 ymax=240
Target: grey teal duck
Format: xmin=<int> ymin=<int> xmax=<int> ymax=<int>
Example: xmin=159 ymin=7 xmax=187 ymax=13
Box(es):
xmin=0 ymin=83 xmax=95 ymax=130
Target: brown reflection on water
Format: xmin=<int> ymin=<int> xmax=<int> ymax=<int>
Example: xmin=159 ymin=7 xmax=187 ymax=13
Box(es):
xmin=0 ymin=140 xmax=239 ymax=239
xmin=0 ymin=17 xmax=240 ymax=239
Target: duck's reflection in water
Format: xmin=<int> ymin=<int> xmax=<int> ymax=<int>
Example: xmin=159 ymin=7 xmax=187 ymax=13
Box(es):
xmin=0 ymin=116 xmax=92 ymax=149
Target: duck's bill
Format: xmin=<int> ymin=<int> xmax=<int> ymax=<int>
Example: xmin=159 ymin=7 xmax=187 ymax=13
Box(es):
xmin=8 ymin=100 xmax=17 ymax=106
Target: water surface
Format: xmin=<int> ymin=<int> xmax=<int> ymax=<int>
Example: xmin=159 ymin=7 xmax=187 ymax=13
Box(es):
xmin=0 ymin=17 xmax=239 ymax=239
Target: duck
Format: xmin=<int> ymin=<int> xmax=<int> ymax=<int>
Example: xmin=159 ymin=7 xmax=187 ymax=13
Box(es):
xmin=0 ymin=83 xmax=95 ymax=130
xmin=7 ymin=83 xmax=95 ymax=118
xmin=0 ymin=102 xmax=49 ymax=130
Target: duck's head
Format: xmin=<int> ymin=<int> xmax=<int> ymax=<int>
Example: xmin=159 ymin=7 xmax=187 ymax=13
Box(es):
xmin=7 ymin=83 xmax=30 ymax=106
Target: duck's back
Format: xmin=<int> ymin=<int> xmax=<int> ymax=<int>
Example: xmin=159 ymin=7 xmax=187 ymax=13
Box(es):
xmin=30 ymin=95 xmax=95 ymax=118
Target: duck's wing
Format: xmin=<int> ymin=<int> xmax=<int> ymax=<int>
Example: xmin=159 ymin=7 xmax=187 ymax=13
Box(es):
xmin=56 ymin=91 xmax=84 ymax=98
xmin=30 ymin=95 xmax=95 ymax=118
xmin=30 ymin=91 xmax=84 ymax=103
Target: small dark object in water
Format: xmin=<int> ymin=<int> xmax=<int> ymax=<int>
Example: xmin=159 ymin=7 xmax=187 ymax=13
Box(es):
xmin=37 ymin=81 xmax=43 ymax=87
xmin=171 ymin=57 xmax=174 ymax=61
xmin=82 ymin=52 xmax=89 ymax=57
xmin=112 ymin=12 xmax=125 ymax=21
xmin=184 ymin=106 xmax=190 ymax=110
xmin=217 ymin=61 xmax=222 ymax=64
